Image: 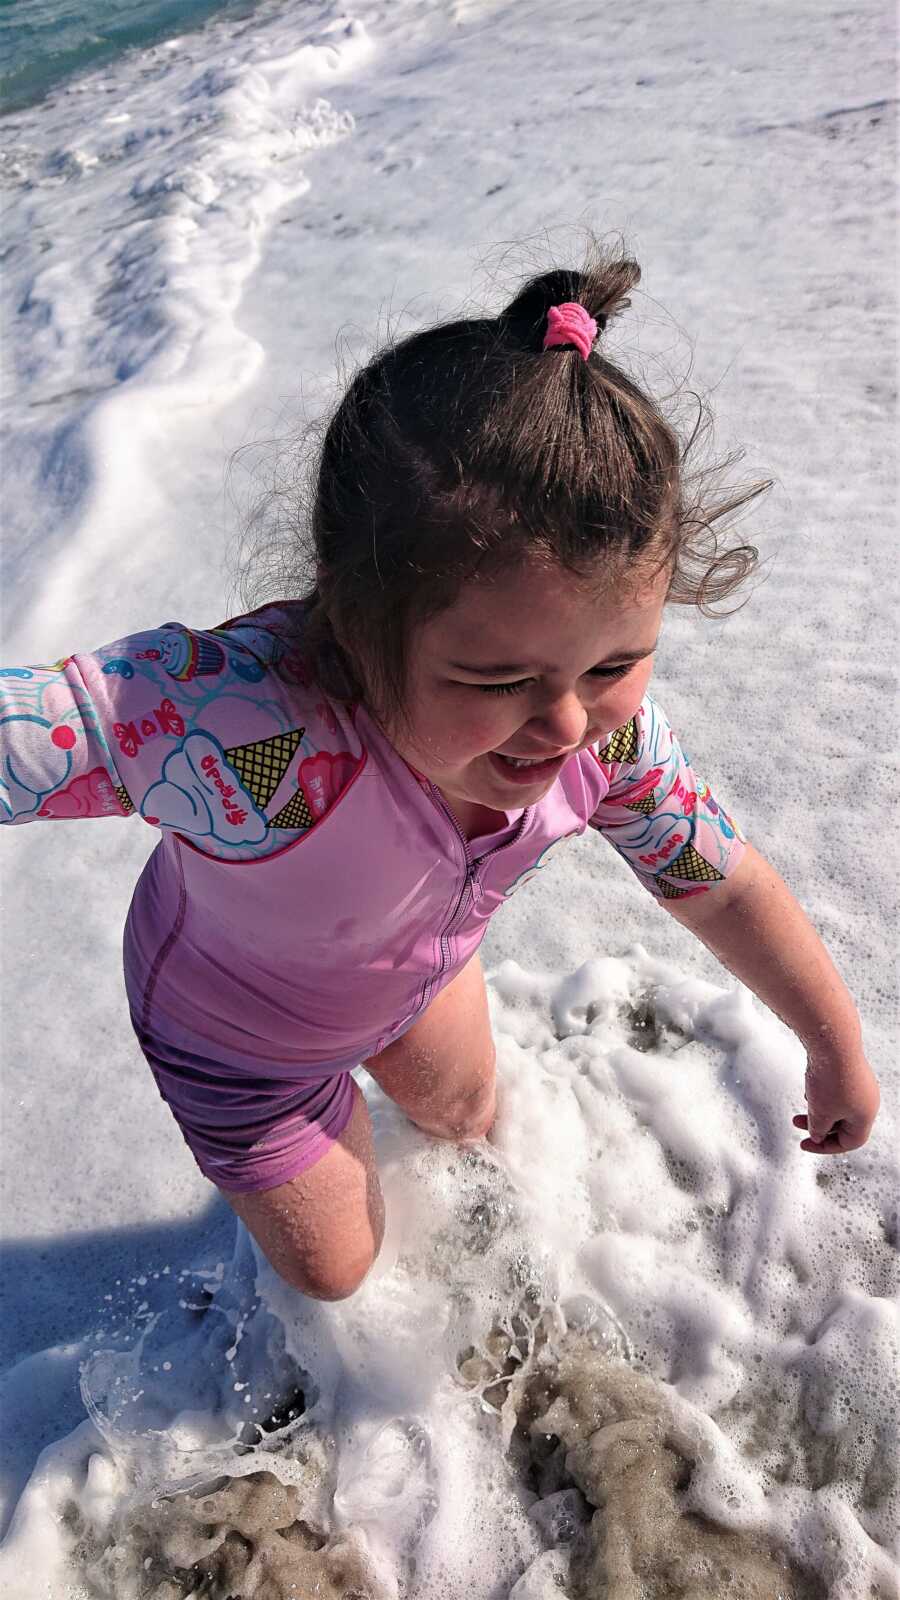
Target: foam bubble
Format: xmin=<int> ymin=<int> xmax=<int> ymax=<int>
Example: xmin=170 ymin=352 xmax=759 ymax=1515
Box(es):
xmin=1 ymin=952 xmax=896 ymax=1597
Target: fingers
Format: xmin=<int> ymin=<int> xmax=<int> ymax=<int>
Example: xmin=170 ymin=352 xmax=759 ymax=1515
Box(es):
xmin=800 ymin=1055 xmax=880 ymax=1154
xmin=796 ymin=1119 xmax=871 ymax=1155
xmin=793 ymin=1111 xmax=836 ymax=1143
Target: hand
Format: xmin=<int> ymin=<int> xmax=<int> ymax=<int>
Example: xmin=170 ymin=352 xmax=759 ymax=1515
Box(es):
xmin=793 ymin=1049 xmax=881 ymax=1155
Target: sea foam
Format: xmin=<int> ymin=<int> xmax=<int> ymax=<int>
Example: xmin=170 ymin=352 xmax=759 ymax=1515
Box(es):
xmin=1 ymin=952 xmax=896 ymax=1597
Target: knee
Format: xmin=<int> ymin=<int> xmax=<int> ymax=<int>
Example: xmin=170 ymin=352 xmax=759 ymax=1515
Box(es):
xmin=281 ymin=1237 xmax=381 ymax=1301
xmin=262 ymin=1194 xmax=385 ymax=1302
xmin=432 ymin=1074 xmax=497 ymax=1143
xmin=457 ymin=1081 xmax=497 ymax=1141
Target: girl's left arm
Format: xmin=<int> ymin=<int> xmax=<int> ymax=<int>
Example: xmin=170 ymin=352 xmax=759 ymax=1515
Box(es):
xmin=665 ymin=842 xmax=880 ymax=1154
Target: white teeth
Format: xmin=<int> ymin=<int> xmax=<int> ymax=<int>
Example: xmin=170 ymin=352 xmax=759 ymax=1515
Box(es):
xmin=499 ymin=754 xmax=545 ymax=768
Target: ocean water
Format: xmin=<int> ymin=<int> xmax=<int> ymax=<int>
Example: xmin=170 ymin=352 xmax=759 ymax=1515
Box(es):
xmin=0 ymin=0 xmax=266 ymax=114
xmin=0 ymin=0 xmax=897 ymax=1594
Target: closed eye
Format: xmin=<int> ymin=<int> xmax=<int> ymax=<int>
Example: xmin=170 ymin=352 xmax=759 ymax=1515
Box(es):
xmin=475 ymin=679 xmax=530 ymax=696
xmin=475 ymin=661 xmax=635 ymax=695
xmin=587 ymin=662 xmax=635 ymax=681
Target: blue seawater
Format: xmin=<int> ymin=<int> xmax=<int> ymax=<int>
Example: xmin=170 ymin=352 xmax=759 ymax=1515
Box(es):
xmin=0 ymin=0 xmax=264 ymax=114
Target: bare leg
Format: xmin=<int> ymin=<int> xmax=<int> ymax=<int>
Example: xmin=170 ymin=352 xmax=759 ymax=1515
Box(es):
xmin=365 ymin=954 xmax=496 ymax=1140
xmin=220 ymin=1079 xmax=384 ymax=1301
xmin=218 ymin=956 xmax=495 ymax=1299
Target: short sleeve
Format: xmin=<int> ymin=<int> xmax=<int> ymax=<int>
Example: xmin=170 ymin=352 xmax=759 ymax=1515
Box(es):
xmin=0 ymin=618 xmax=276 ymax=831
xmin=2 ymin=612 xmax=365 ymax=861
xmin=0 ymin=656 xmax=133 ymax=825
xmin=587 ymin=695 xmax=746 ymax=901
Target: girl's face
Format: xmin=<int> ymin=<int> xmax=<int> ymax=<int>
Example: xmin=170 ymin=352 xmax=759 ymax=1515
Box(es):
xmin=385 ymin=558 xmax=669 ymax=823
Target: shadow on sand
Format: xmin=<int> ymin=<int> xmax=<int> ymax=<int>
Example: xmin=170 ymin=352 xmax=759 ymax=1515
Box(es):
xmin=0 ymin=1195 xmax=236 ymax=1540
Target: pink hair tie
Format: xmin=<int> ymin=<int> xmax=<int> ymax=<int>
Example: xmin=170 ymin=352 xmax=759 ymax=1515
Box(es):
xmin=542 ymin=301 xmax=598 ymax=362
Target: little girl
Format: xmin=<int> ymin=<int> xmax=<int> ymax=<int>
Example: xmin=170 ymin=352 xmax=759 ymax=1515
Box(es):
xmin=1 ymin=250 xmax=880 ymax=1302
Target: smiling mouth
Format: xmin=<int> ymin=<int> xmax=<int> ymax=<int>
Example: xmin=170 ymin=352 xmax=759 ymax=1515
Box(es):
xmin=495 ymin=752 xmax=563 ymax=768
xmin=490 ymin=750 xmax=570 ymax=779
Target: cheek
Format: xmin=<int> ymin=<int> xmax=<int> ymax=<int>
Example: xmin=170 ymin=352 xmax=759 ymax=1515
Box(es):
xmin=631 ymin=660 xmax=655 ymax=704
xmin=407 ymin=692 xmax=512 ymax=759
xmin=453 ymin=692 xmax=539 ymax=757
xmin=450 ymin=703 xmax=513 ymax=751
xmin=594 ymin=664 xmax=653 ymax=727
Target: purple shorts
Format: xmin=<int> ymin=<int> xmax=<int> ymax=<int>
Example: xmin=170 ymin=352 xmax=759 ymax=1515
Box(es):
xmin=141 ymin=1039 xmax=357 ymax=1194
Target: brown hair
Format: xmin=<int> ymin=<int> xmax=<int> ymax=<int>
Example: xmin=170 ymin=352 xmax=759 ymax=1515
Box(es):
xmin=238 ymin=239 xmax=769 ymax=724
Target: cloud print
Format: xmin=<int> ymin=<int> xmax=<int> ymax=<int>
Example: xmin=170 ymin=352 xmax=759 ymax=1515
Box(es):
xmin=40 ymin=768 xmax=129 ymax=819
xmin=503 ymin=832 xmax=578 ymax=897
xmin=142 ymin=732 xmax=267 ymax=846
xmin=1 ymin=714 xmax=72 ymax=820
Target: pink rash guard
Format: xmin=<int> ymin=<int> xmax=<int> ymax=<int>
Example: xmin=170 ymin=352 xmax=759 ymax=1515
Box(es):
xmin=0 ymin=602 xmax=745 ymax=1191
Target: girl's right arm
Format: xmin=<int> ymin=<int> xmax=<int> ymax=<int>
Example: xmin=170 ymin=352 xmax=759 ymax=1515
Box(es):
xmin=2 ymin=611 xmax=361 ymax=856
xmin=0 ymin=655 xmax=134 ymax=826
xmin=3 ymin=611 xmax=363 ymax=856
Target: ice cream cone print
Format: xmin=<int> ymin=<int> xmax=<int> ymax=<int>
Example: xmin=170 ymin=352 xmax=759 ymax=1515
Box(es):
xmin=664 ymin=841 xmax=724 ymax=885
xmin=599 ymin=717 xmax=639 ymax=765
xmin=625 ymin=790 xmax=658 ymax=815
xmin=269 ymin=788 xmax=315 ymax=830
xmin=116 ymin=785 xmax=135 ymax=815
xmin=223 ymin=728 xmax=303 ymax=812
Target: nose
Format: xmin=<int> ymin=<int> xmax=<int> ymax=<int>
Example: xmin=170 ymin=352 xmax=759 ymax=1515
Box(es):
xmin=526 ymin=690 xmax=589 ymax=751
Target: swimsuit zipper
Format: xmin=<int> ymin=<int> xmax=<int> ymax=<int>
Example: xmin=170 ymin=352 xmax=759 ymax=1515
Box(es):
xmin=470 ymin=811 xmax=532 ymax=877
xmin=424 ymin=785 xmax=476 ymax=1004
xmin=420 ymin=786 xmax=532 ymax=1008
